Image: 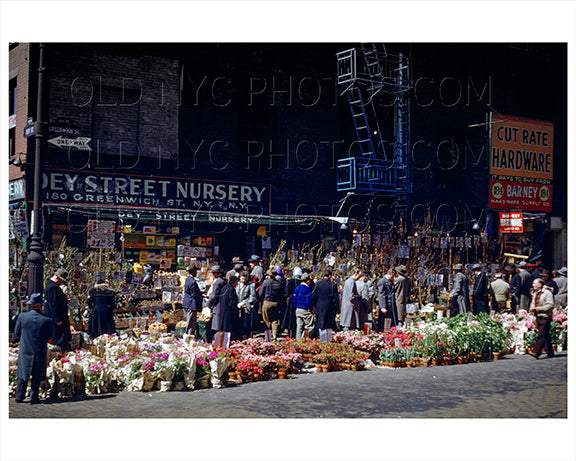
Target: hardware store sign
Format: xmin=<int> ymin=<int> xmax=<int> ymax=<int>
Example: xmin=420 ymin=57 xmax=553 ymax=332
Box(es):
xmin=41 ymin=170 xmax=271 ymax=214
xmin=489 ymin=114 xmax=553 ymax=212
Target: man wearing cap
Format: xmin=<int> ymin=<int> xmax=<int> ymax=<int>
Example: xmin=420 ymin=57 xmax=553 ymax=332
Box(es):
xmin=516 ymin=261 xmax=533 ymax=310
xmin=489 ymin=273 xmax=510 ymax=313
xmin=292 ymin=273 xmax=315 ymax=339
xmin=182 ymin=265 xmax=203 ymax=337
xmin=207 ymin=265 xmax=227 ymax=341
xmin=14 ymin=294 xmax=54 ymax=404
xmin=312 ymin=268 xmax=340 ymax=331
xmin=553 ymin=267 xmax=567 ymax=308
xmin=44 ymin=268 xmax=71 ymax=352
xmin=449 ymin=264 xmax=470 ymax=317
xmin=394 ymin=266 xmax=411 ymax=326
xmin=528 ymin=278 xmax=555 ymax=359
xmin=377 ymin=268 xmax=398 ymax=331
xmin=472 ymin=264 xmax=489 ymax=315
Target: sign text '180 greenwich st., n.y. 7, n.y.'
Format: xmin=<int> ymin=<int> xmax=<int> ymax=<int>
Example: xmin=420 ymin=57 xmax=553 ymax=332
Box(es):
xmin=40 ymin=170 xmax=271 ymax=214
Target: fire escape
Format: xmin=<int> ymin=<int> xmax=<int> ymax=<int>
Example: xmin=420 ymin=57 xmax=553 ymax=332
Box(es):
xmin=336 ymin=44 xmax=413 ymax=217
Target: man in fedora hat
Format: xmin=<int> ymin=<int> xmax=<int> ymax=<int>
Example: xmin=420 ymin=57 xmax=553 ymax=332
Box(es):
xmin=248 ymin=255 xmax=264 ymax=286
xmin=515 ymin=261 xmax=533 ymax=310
xmin=182 ymin=264 xmax=203 ymax=337
xmin=394 ymin=265 xmax=411 ymax=326
xmin=471 ymin=264 xmax=489 ymax=315
xmin=449 ymin=264 xmax=470 ymax=317
xmin=14 ymin=293 xmax=54 ymax=404
xmin=44 ymin=269 xmax=71 ymax=352
xmin=553 ymin=267 xmax=567 ymax=308
xmin=207 ymin=265 xmax=227 ymax=341
xmin=226 ymin=257 xmax=244 ymax=281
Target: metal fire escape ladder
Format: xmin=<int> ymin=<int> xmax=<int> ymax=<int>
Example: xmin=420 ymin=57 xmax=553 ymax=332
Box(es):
xmin=336 ymin=44 xmax=413 ymax=200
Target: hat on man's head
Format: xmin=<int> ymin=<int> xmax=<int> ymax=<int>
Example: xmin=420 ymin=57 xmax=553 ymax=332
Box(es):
xmin=518 ymin=261 xmax=527 ymax=268
xmin=558 ymin=267 xmax=567 ymax=277
xmin=293 ymin=267 xmax=303 ymax=277
xmin=233 ymin=263 xmax=244 ymax=270
xmin=395 ymin=265 xmax=407 ymax=275
xmin=472 ymin=263 xmax=482 ymax=271
xmin=229 ymin=275 xmax=239 ymax=284
xmin=186 ymin=264 xmax=199 ymax=272
xmin=249 ymin=254 xmax=261 ymax=263
xmin=54 ymin=268 xmax=69 ymax=282
xmin=453 ymin=263 xmax=463 ymax=271
xmin=494 ymin=273 xmax=503 ymax=279
xmin=301 ymin=273 xmax=311 ymax=282
xmin=210 ymin=265 xmax=222 ymax=273
xmin=231 ymin=257 xmax=244 ymax=264
xmin=26 ymin=293 xmax=44 ymax=306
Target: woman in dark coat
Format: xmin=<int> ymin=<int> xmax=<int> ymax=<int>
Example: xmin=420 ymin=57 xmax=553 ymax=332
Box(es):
xmin=15 ymin=293 xmax=54 ymax=404
xmin=87 ymin=281 xmax=117 ymax=339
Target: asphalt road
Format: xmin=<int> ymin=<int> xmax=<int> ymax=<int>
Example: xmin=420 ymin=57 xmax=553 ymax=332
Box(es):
xmin=8 ymin=352 xmax=567 ymax=419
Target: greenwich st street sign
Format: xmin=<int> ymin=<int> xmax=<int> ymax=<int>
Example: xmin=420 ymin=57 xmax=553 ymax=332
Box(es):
xmin=40 ymin=169 xmax=271 ymax=215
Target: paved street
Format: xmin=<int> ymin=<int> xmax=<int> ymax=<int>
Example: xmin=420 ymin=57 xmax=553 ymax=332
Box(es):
xmin=8 ymin=352 xmax=567 ymax=418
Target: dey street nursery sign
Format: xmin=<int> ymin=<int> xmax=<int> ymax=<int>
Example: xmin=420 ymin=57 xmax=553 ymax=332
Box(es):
xmin=41 ymin=169 xmax=271 ymax=215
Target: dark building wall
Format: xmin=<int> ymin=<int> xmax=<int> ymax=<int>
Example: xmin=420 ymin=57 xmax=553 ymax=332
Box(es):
xmin=45 ymin=43 xmax=180 ymax=168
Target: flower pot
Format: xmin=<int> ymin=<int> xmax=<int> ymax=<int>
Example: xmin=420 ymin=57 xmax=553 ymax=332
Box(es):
xmin=350 ymin=364 xmax=359 ymax=371
xmin=237 ymin=373 xmax=248 ymax=384
xmin=552 ymin=345 xmax=557 ymax=352
xmin=422 ymin=360 xmax=430 ymax=367
xmin=321 ymin=364 xmax=330 ymax=373
xmin=443 ymin=357 xmax=451 ymax=365
xmin=406 ymin=362 xmax=414 ymax=368
xmin=493 ymin=353 xmax=500 ymax=360
xmin=457 ymin=356 xmax=467 ymax=365
xmin=278 ymin=369 xmax=288 ymax=379
xmin=254 ymin=373 xmax=262 ymax=381
xmin=227 ymin=371 xmax=237 ymax=380
xmin=432 ymin=358 xmax=441 ymax=366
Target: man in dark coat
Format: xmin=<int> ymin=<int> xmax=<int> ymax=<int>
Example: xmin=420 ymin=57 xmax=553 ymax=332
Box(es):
xmin=182 ymin=264 xmax=203 ymax=337
xmin=258 ymin=270 xmax=285 ymax=338
xmin=377 ymin=268 xmax=398 ymax=331
xmin=15 ymin=293 xmax=54 ymax=404
xmin=214 ymin=276 xmax=240 ymax=335
xmin=43 ymin=268 xmax=71 ymax=352
xmin=517 ymin=261 xmax=533 ymax=310
xmin=87 ymin=280 xmax=116 ymax=339
xmin=312 ymin=269 xmax=339 ymax=330
xmin=208 ymin=265 xmax=228 ymax=335
xmin=509 ymin=265 xmax=521 ymax=314
xmin=472 ymin=264 xmax=489 ymax=314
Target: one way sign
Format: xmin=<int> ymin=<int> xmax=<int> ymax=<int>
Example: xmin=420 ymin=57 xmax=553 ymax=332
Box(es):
xmin=48 ymin=136 xmax=92 ymax=151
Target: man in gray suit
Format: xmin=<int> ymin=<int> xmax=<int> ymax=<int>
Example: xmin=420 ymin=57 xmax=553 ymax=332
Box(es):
xmin=394 ymin=265 xmax=411 ymax=326
xmin=449 ymin=264 xmax=470 ymax=317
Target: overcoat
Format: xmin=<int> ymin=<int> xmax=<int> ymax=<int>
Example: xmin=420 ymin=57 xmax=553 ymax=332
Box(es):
xmin=472 ymin=272 xmax=489 ymax=314
xmin=43 ymin=279 xmax=71 ymax=348
xmin=15 ymin=309 xmax=54 ymax=382
xmin=450 ymin=272 xmax=470 ymax=314
xmin=393 ymin=274 xmax=411 ymax=322
xmin=208 ymin=277 xmax=228 ymax=332
xmin=340 ymin=276 xmax=360 ymax=329
xmin=377 ymin=276 xmax=398 ymax=326
xmin=236 ymin=281 xmax=258 ymax=331
xmin=213 ymin=282 xmax=239 ymax=332
xmin=87 ymin=286 xmax=116 ymax=339
xmin=312 ymin=278 xmax=339 ymax=330
xmin=281 ymin=277 xmax=299 ymax=332
xmin=182 ymin=275 xmax=203 ymax=312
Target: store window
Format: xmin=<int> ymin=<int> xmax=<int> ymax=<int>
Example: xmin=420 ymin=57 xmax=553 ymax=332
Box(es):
xmin=9 ymin=78 xmax=17 ymax=160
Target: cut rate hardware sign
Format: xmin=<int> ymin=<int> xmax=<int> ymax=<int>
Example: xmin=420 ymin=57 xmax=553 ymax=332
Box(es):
xmin=499 ymin=212 xmax=524 ymax=233
xmin=489 ymin=114 xmax=553 ymax=212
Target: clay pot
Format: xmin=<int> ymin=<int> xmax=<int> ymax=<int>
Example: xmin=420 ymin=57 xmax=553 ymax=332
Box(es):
xmin=316 ymin=365 xmax=323 ymax=372
xmin=227 ymin=371 xmax=237 ymax=380
xmin=278 ymin=369 xmax=288 ymax=379
xmin=321 ymin=364 xmax=330 ymax=373
xmin=493 ymin=353 xmax=500 ymax=360
xmin=350 ymin=364 xmax=359 ymax=371
xmin=432 ymin=358 xmax=441 ymax=366
xmin=422 ymin=360 xmax=430 ymax=367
